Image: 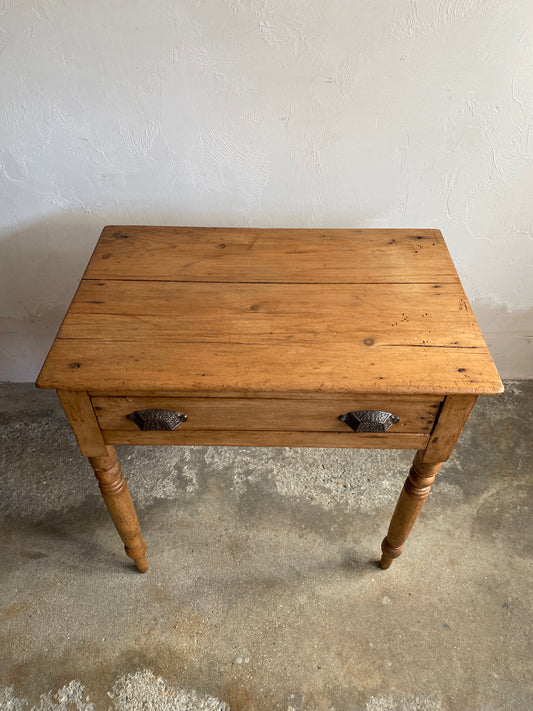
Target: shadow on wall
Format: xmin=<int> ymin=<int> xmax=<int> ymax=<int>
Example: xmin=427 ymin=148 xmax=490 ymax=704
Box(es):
xmin=0 ymin=213 xmax=91 ymax=381
xmin=473 ymin=300 xmax=533 ymax=380
xmin=0 ymin=209 xmax=191 ymax=382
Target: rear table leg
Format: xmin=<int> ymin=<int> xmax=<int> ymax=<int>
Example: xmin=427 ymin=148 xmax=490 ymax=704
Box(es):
xmin=88 ymin=445 xmax=148 ymax=573
xmin=380 ymin=450 xmax=441 ymax=569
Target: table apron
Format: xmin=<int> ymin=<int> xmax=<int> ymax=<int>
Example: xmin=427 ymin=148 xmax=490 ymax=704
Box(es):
xmin=90 ymin=393 xmax=441 ymax=449
xmin=101 ymin=429 xmax=431 ymax=449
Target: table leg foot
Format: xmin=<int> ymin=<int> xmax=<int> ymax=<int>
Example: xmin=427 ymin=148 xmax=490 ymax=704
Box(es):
xmin=88 ymin=445 xmax=148 ymax=573
xmin=379 ymin=537 xmax=403 ymax=569
xmin=379 ymin=451 xmax=441 ymax=570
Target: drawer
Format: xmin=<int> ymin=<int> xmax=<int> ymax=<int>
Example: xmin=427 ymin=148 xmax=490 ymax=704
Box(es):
xmin=91 ymin=394 xmax=441 ymax=449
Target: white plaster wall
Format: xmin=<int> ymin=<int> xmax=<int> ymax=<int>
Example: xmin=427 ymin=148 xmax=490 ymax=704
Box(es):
xmin=1 ymin=0 xmax=532 ymax=380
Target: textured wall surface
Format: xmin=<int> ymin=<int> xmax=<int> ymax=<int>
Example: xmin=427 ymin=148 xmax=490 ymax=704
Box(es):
xmin=1 ymin=0 xmax=532 ymax=380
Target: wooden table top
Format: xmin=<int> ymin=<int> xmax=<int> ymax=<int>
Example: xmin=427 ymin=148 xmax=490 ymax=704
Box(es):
xmin=36 ymin=226 xmax=503 ymax=396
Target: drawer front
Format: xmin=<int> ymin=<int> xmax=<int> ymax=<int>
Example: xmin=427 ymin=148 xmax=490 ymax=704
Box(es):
xmin=92 ymin=395 xmax=441 ymax=448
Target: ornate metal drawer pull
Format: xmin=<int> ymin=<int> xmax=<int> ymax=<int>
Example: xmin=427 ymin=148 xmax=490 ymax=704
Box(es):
xmin=339 ymin=410 xmax=400 ymax=433
xmin=127 ymin=409 xmax=188 ymax=431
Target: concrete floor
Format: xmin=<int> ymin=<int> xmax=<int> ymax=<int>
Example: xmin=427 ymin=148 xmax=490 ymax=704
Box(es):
xmin=0 ymin=382 xmax=531 ymax=711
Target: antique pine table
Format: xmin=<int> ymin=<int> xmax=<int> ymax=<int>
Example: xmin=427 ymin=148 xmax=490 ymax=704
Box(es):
xmin=36 ymin=226 xmax=503 ymax=573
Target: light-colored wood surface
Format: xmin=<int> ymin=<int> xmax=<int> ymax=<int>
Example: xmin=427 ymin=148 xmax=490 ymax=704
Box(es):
xmin=101 ymin=429 xmax=430 ymax=449
xmin=88 ymin=388 xmax=443 ymax=400
xmin=57 ymin=390 xmax=108 ymax=457
xmin=60 ymin=281 xmax=485 ymax=347
xmin=380 ymin=450 xmax=442 ymax=569
xmin=421 ymin=394 xmax=478 ymax=462
xmin=88 ymin=445 xmax=148 ymax=572
xmin=84 ymin=226 xmax=460 ymax=283
xmin=35 ymin=226 xmax=504 ymax=572
xmin=39 ymin=340 xmax=502 ymax=395
xmin=36 ymin=226 xmax=503 ymax=396
xmin=92 ymin=395 xmax=441 ymax=433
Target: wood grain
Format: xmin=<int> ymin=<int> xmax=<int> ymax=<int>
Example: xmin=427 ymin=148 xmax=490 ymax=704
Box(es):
xmin=38 ymin=340 xmax=503 ymax=395
xmin=380 ymin=450 xmax=442 ymax=569
xmin=421 ymin=394 xmax=478 ymax=462
xmin=59 ymin=281 xmax=486 ymax=349
xmin=34 ymin=226 xmax=504 ymax=573
xmin=88 ymin=389 xmax=440 ymax=400
xmin=101 ymin=429 xmax=430 ymax=449
xmin=88 ymin=445 xmax=148 ymax=572
xmin=92 ymin=395 xmax=441 ymax=433
xmin=36 ymin=227 xmax=503 ymax=396
xmin=84 ymin=226 xmax=459 ymax=284
xmin=57 ymin=390 xmax=108 ymax=457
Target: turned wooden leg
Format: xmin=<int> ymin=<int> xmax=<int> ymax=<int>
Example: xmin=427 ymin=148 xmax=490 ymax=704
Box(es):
xmin=88 ymin=445 xmax=148 ymax=573
xmin=380 ymin=450 xmax=442 ymax=570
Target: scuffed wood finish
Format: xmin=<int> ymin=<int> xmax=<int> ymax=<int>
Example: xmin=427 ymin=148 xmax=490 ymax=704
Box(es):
xmin=61 ymin=281 xmax=485 ymax=348
xmin=57 ymin=390 xmax=107 ymax=457
xmin=380 ymin=451 xmax=442 ymax=569
xmin=421 ymin=394 xmax=478 ymax=463
xmin=101 ymin=429 xmax=430 ymax=450
xmin=36 ymin=227 xmax=503 ymax=396
xmin=38 ymin=341 xmax=502 ymax=396
xmin=378 ymin=395 xmax=479 ymax=567
xmin=84 ymin=226 xmax=459 ymax=284
xmin=92 ymin=395 xmax=441 ymax=433
xmin=35 ymin=226 xmax=503 ymax=573
xmin=88 ymin=445 xmax=148 ymax=573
